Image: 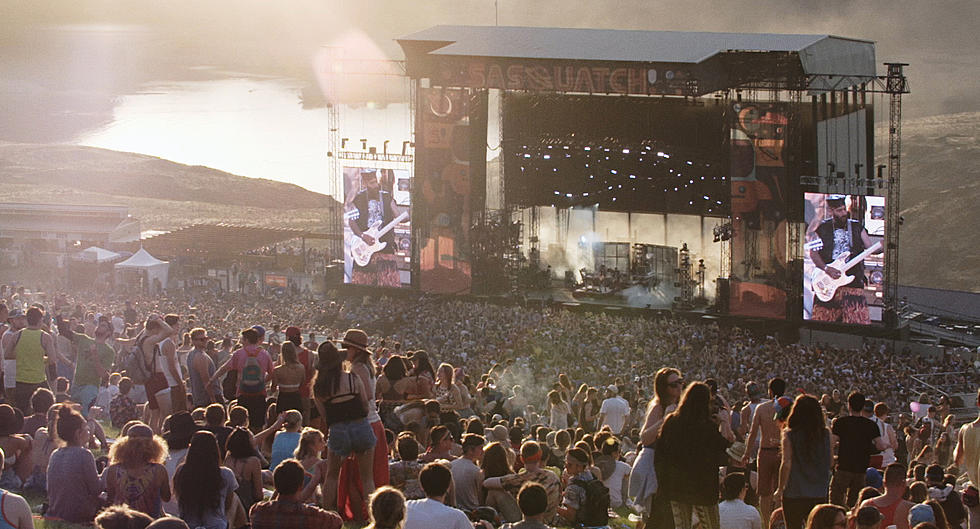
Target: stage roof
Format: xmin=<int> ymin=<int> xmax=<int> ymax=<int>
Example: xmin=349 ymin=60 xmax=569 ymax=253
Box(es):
xmin=134 ymin=224 xmax=337 ymax=260
xmin=398 ymin=26 xmax=877 ymax=94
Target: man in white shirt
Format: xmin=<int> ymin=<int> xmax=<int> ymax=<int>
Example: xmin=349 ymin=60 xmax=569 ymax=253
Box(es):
xmin=450 ymin=434 xmax=485 ymax=512
xmin=718 ymin=472 xmax=762 ymax=529
xmin=598 ymin=385 xmax=630 ymax=435
xmin=404 ymin=462 xmax=473 ymax=529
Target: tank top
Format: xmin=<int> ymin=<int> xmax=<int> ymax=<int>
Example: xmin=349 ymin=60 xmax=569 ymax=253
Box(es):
xmin=0 ymin=489 xmax=18 ymax=529
xmin=156 ymin=338 xmax=182 ymax=387
xmin=872 ymin=496 xmax=903 ymax=529
xmin=111 ymin=464 xmax=163 ymax=518
xmin=322 ymin=374 xmax=367 ymax=426
xmin=352 ymin=362 xmax=380 ymax=423
xmin=785 ymin=429 xmax=831 ymax=499
xmin=960 ymin=421 xmax=980 ymax=485
xmin=14 ymin=329 xmax=46 ymax=384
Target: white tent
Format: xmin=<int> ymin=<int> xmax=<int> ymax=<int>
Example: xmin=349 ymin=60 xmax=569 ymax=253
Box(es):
xmin=73 ymin=246 xmax=122 ymax=263
xmin=115 ymin=247 xmax=169 ymax=294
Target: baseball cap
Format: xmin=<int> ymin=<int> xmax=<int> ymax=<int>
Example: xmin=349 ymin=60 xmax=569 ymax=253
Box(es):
xmin=606 ymin=384 xmax=618 ymax=394
xmin=857 ymin=506 xmax=883 ymax=526
xmin=251 ymin=325 xmax=265 ymax=338
xmin=908 ymin=504 xmax=935 ymax=526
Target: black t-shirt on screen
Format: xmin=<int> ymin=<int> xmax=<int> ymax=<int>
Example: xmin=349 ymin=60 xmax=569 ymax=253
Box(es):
xmin=832 ymin=415 xmax=880 ymax=472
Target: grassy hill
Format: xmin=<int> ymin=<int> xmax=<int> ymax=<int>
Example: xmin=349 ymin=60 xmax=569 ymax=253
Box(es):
xmin=0 ymin=143 xmax=339 ymax=231
xmin=887 ymin=112 xmax=980 ymax=292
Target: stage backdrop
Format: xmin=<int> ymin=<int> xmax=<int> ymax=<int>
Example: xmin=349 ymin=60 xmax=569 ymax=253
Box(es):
xmin=414 ymin=87 xmax=486 ymax=294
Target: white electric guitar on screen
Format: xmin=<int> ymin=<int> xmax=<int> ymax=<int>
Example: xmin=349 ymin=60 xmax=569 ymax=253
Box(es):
xmin=809 ymin=241 xmax=882 ymax=302
xmin=349 ymin=211 xmax=409 ymax=267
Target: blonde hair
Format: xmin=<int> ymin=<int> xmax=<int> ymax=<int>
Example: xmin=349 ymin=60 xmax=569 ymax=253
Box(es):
xmin=367 ymin=486 xmax=406 ymax=529
xmin=109 ymin=435 xmax=169 ymax=466
xmin=293 ymin=427 xmax=324 ymax=460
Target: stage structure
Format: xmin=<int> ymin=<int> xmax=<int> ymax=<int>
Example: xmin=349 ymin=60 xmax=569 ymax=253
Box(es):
xmin=394 ymin=26 xmax=908 ymax=325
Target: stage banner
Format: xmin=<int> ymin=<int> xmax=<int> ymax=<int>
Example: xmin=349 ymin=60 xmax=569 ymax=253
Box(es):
xmin=415 ymin=87 xmax=474 ymax=293
xmin=728 ymin=102 xmax=792 ymax=318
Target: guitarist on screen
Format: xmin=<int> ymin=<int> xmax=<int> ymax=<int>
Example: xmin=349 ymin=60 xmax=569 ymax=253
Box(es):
xmin=345 ymin=168 xmax=404 ymax=287
xmin=808 ymin=194 xmax=882 ymax=324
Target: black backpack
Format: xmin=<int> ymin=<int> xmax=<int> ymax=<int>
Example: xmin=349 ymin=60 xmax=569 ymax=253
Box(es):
xmin=572 ymin=474 xmax=610 ymax=527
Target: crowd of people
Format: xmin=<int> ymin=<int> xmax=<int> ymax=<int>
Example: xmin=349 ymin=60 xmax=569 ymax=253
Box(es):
xmin=0 ymin=283 xmax=977 ymax=529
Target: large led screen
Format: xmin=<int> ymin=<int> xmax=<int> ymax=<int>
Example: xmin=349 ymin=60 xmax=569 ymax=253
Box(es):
xmin=803 ymin=193 xmax=885 ymax=324
xmin=343 ymin=167 xmax=412 ymax=287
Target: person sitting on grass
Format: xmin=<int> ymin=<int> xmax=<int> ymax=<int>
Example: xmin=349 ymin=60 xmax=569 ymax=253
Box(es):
xmin=500 ymin=482 xmax=554 ymax=529
xmin=94 ymin=505 xmax=153 ymax=529
xmin=0 ymin=449 xmax=33 ymax=529
xmin=249 ymin=459 xmax=342 ymax=529
xmin=105 ymin=423 xmax=172 ymax=518
xmin=110 ymin=377 xmax=140 ymax=429
xmin=46 ymin=404 xmax=103 ymax=524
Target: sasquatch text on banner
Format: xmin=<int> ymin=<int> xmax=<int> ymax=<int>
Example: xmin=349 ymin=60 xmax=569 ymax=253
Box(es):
xmin=415 ymin=87 xmax=473 ymax=293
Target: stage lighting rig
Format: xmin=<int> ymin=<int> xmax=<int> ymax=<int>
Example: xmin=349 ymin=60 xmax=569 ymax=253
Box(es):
xmin=712 ymin=222 xmax=734 ymax=243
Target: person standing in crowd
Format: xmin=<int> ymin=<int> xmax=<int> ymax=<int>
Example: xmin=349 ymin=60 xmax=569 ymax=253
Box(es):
xmin=743 ymin=377 xmax=786 ymax=528
xmin=656 ymin=381 xmax=732 ymax=529
xmin=210 ymin=328 xmax=273 ymax=432
xmin=0 ymin=449 xmax=33 ymax=529
xmin=872 ymin=403 xmax=898 ymax=467
xmin=45 ymin=405 xmax=102 ymax=524
xmin=283 ymin=326 xmax=315 ymax=422
xmin=338 ymin=329 xmax=388 ymax=519
xmin=955 ymin=389 xmax=980 ymax=529
xmin=70 ymin=319 xmax=115 ymax=417
xmin=830 ymin=392 xmax=887 ymax=508
xmin=104 ymin=423 xmax=171 ymax=518
xmin=719 ymin=472 xmax=762 ymax=529
xmin=250 ymin=459 xmax=343 ymax=529
xmin=173 ymin=431 xmax=238 ymax=529
xmin=136 ymin=315 xmax=176 ymax=433
xmin=156 ymin=314 xmax=185 ymax=417
xmin=858 ymin=464 xmax=913 ymax=529
xmin=598 ymin=384 xmax=630 ymax=435
xmin=187 ymin=328 xmax=219 ymax=408
xmin=547 ymin=389 xmax=570 ymax=431
xmin=272 ymin=342 xmax=305 ymax=414
xmin=403 ymin=462 xmax=472 ymax=529
xmin=2 ymin=307 xmax=56 ymax=413
xmin=449 ymin=433 xmax=484 ymax=513
xmin=632 ymin=367 xmax=683 ymax=529
xmin=776 ymin=394 xmax=832 ymax=529
xmin=310 ymin=341 xmax=376 ymax=521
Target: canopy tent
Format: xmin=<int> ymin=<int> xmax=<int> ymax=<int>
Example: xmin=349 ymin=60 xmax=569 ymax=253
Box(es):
xmin=73 ymin=246 xmax=122 ymax=264
xmin=114 ymin=247 xmax=169 ymax=294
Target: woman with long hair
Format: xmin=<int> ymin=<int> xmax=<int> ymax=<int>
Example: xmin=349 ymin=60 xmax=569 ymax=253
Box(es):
xmin=45 ymin=405 xmax=102 ymax=524
xmin=310 ymin=340 xmax=376 ymax=522
xmin=630 ymin=368 xmax=683 ymax=529
xmin=339 ymin=329 xmax=388 ymax=520
xmin=173 ymin=431 xmax=238 ymax=529
xmin=776 ymin=394 xmax=832 ymax=529
xmin=294 ymin=427 xmax=326 ymax=474
xmin=480 ymin=441 xmax=522 ymax=523
xmin=803 ymin=504 xmax=846 ymax=529
xmin=656 ymin=381 xmax=731 ymax=529
xmin=273 ymin=342 xmax=305 ymax=414
xmin=224 ymin=427 xmax=262 ymax=517
xmin=376 ymin=356 xmax=415 ymax=428
xmin=434 ymin=363 xmax=464 ymax=426
xmin=366 ymin=486 xmax=406 ymax=529
xmin=407 ymin=351 xmax=434 ymax=399
xmin=548 ymin=390 xmax=571 ymax=431
xmin=105 ymin=424 xmax=171 ymax=518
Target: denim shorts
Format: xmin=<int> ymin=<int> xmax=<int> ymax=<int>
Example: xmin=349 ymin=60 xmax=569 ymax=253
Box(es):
xmin=327 ymin=418 xmax=376 ymax=457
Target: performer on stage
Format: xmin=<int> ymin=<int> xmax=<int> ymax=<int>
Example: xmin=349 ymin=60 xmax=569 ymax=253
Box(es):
xmin=808 ymin=195 xmax=882 ymax=324
xmin=345 ymin=169 xmax=405 ymax=287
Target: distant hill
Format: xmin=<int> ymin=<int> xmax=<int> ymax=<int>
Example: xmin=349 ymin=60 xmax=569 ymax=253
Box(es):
xmin=886 ymin=112 xmax=980 ymax=293
xmin=0 ymin=142 xmax=340 ymax=232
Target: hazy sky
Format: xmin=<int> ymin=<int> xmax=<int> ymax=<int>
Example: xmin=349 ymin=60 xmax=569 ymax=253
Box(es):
xmin=2 ymin=0 xmax=977 ymax=118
